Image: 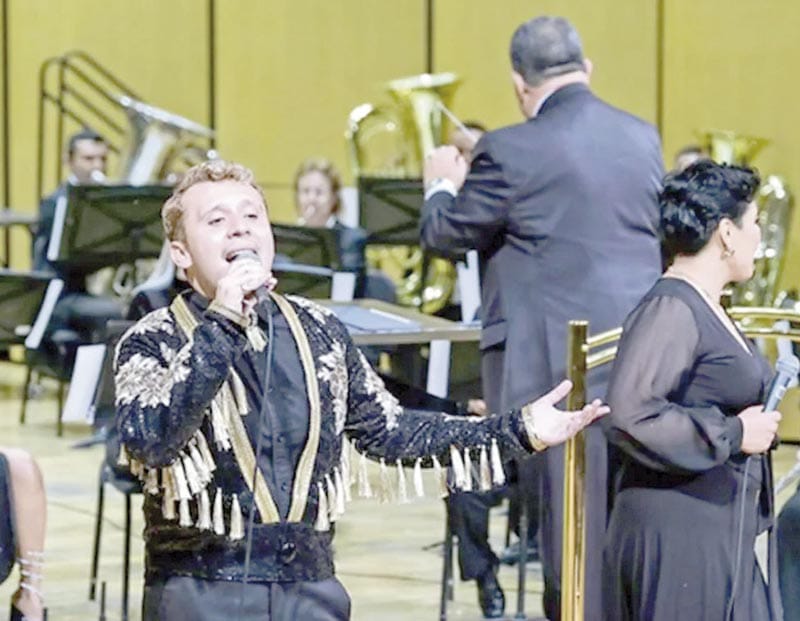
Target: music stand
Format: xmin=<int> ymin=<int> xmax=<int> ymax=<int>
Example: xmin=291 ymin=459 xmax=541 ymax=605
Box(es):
xmin=272 ymin=223 xmax=342 ymax=270
xmin=357 ymin=176 xmax=425 ymax=244
xmin=272 ymin=261 xmax=334 ymax=299
xmin=0 ymin=270 xmax=63 ymax=349
xmin=47 ymin=184 xmax=170 ymax=274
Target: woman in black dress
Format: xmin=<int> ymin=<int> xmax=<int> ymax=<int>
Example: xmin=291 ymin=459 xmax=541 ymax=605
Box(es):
xmin=603 ymin=160 xmax=782 ymax=620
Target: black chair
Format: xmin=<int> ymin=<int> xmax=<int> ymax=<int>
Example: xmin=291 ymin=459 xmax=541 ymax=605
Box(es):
xmin=88 ymin=461 xmax=141 ymax=621
xmin=85 ymin=319 xmax=139 ymax=621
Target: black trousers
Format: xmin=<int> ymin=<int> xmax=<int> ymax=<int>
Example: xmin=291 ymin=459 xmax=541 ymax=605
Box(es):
xmin=143 ymin=576 xmax=351 ymax=621
xmin=778 ymin=484 xmax=800 ymax=620
xmin=448 ymin=456 xmax=541 ymax=581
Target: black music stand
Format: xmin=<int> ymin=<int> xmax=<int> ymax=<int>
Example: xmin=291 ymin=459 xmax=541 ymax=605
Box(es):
xmin=357 ymin=176 xmax=425 ymax=244
xmin=46 ymin=184 xmax=170 ymax=274
xmin=272 ymin=261 xmax=334 ymax=299
xmin=0 ymin=270 xmax=61 ymax=349
xmin=272 ymin=223 xmax=342 ymax=270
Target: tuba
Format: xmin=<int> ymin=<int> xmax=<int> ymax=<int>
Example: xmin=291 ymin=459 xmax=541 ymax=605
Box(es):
xmin=346 ymin=73 xmax=461 ymax=313
xmin=86 ymin=98 xmax=216 ymax=301
xmin=698 ymin=130 xmax=794 ymax=307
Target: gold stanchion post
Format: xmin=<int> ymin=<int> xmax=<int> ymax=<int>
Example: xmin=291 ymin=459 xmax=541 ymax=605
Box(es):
xmin=561 ymin=320 xmax=588 ymax=621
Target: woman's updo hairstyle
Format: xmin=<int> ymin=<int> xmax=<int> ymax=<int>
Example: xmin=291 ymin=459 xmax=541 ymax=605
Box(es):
xmin=659 ymin=159 xmax=760 ymax=261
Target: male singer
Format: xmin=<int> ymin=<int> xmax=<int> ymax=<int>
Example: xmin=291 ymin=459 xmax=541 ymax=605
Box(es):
xmin=114 ymin=159 xmax=607 ymax=620
xmin=420 ymin=15 xmax=663 ymax=619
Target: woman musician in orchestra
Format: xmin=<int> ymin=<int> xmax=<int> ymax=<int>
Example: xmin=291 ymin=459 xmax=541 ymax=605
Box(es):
xmin=602 ymin=160 xmax=781 ymax=620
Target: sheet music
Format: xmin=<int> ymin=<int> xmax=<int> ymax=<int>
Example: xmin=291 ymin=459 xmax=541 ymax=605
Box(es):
xmin=61 ymin=344 xmax=106 ymax=424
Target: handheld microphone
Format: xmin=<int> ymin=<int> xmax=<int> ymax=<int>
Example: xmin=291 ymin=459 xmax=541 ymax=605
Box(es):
xmin=233 ymin=249 xmax=271 ymax=307
xmin=763 ymin=354 xmax=800 ymax=412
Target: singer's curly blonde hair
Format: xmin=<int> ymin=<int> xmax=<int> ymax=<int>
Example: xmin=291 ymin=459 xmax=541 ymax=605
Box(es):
xmin=162 ymin=159 xmax=267 ymax=241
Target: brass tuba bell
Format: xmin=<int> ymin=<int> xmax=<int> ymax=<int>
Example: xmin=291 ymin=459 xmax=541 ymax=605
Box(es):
xmin=346 ymin=73 xmax=461 ymax=313
xmin=697 ymin=129 xmax=794 ymax=307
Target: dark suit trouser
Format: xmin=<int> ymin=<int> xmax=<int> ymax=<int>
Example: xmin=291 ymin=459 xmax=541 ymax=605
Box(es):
xmin=143 ymin=576 xmax=351 ymax=621
xmin=541 ymin=423 xmax=607 ymax=621
xmin=447 ymin=343 xmax=540 ymax=581
xmin=778 ymin=484 xmax=800 ymax=620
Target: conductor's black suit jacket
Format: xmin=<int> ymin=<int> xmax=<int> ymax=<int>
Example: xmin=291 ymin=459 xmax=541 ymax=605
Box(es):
xmin=420 ymin=83 xmax=663 ymax=412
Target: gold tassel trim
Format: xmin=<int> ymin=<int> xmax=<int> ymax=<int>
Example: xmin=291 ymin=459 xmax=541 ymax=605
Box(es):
xmin=181 ymin=452 xmax=202 ymax=496
xmin=197 ymin=489 xmax=211 ymax=530
xmin=450 ymin=446 xmax=467 ymax=490
xmin=117 ymin=443 xmax=130 ymax=467
xmin=491 ymin=439 xmax=506 ymax=486
xmin=396 ymin=459 xmax=409 ymax=504
xmin=229 ymin=494 xmax=244 ymax=541
xmin=189 ymin=443 xmax=211 ymax=487
xmin=162 ymin=466 xmax=177 ymax=521
xmin=229 ymin=371 xmax=250 ymax=416
xmin=341 ymin=441 xmax=353 ymax=501
xmin=479 ymin=445 xmax=492 ymax=492
xmin=413 ymin=458 xmax=425 ymax=498
xmin=213 ymin=488 xmax=225 ymax=535
xmin=178 ymin=498 xmax=192 ymax=527
xmin=325 ymin=474 xmax=338 ymax=521
xmin=334 ymin=468 xmax=347 ymax=515
xmin=315 ymin=482 xmax=330 ymax=532
xmin=433 ymin=455 xmax=448 ymax=498
xmin=210 ymin=398 xmax=231 ymax=451
xmin=463 ymin=448 xmax=474 ymax=492
xmin=358 ymin=452 xmax=373 ymax=498
xmin=171 ymin=462 xmax=191 ymax=501
xmin=145 ymin=468 xmax=160 ymax=495
xmin=379 ymin=458 xmax=392 ymax=504
xmin=194 ymin=430 xmax=217 ymax=473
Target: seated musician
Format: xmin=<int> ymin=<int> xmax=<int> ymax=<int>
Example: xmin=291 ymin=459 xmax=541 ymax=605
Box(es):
xmin=34 ymin=129 xmax=123 ymax=368
xmin=294 ymin=157 xmax=394 ymax=301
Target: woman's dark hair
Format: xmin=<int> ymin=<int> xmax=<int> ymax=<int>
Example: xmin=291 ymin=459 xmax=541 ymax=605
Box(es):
xmin=659 ymin=160 xmax=760 ymax=261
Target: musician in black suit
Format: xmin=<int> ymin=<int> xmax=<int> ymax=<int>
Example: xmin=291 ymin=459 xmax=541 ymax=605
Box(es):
xmin=420 ymin=15 xmax=663 ymax=619
xmin=34 ymin=129 xmax=123 ymax=369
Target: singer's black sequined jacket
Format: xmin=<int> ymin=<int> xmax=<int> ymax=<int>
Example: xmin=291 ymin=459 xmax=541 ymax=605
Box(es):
xmin=115 ymin=291 xmax=540 ymax=584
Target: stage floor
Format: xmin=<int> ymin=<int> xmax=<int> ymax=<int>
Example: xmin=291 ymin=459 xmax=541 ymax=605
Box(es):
xmin=1 ymin=360 xmax=797 ymax=621
xmin=0 ymin=362 xmax=546 ymax=621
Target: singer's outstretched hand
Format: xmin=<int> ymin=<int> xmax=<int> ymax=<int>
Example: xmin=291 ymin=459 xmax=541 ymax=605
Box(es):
xmin=522 ymin=379 xmax=609 ymax=449
xmin=738 ymin=404 xmax=781 ymax=454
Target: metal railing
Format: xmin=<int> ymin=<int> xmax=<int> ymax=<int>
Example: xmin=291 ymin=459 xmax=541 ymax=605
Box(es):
xmin=560 ymin=305 xmax=800 ymax=620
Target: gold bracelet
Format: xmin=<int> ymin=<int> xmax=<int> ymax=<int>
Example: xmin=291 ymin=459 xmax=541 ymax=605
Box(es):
xmin=521 ymin=404 xmax=548 ymax=452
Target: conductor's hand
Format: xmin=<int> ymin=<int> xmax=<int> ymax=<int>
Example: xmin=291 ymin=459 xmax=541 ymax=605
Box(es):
xmin=522 ymin=380 xmax=609 ymax=450
xmin=214 ymin=257 xmax=275 ymax=316
xmin=738 ymin=405 xmax=781 ymax=454
xmin=423 ymin=146 xmax=469 ymax=191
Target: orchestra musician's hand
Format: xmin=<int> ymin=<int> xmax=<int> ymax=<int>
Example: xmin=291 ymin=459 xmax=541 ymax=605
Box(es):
xmin=522 ymin=379 xmax=609 ymax=450
xmin=423 ymin=145 xmax=469 ymax=191
xmin=738 ymin=404 xmax=781 ymax=454
xmin=214 ymin=256 xmax=276 ymax=316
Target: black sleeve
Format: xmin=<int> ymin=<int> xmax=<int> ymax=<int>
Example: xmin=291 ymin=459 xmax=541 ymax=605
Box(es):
xmin=603 ymin=294 xmax=743 ymax=474
xmin=419 ymin=137 xmax=512 ymax=257
xmin=114 ymin=308 xmax=250 ymax=467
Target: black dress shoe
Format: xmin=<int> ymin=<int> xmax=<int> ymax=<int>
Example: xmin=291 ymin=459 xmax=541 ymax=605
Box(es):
xmin=476 ymin=569 xmax=505 ymax=619
xmin=499 ymin=540 xmax=540 ymax=565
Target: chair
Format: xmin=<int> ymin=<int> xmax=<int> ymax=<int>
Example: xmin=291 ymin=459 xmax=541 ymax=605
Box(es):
xmin=86 ymin=319 xmax=140 ymax=621
xmin=88 ymin=461 xmax=141 ymax=621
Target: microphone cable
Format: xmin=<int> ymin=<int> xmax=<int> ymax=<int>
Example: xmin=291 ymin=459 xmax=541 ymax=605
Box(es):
xmin=725 ymin=456 xmax=751 ymax=621
xmin=237 ymin=297 xmax=275 ymax=618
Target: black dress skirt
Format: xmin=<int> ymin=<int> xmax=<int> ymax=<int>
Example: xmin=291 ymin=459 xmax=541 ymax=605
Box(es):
xmin=602 ymin=278 xmax=776 ymax=621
